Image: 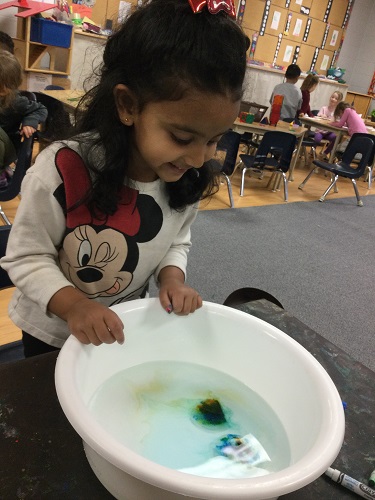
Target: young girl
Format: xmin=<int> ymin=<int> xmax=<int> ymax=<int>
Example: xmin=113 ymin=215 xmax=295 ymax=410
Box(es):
xmin=314 ymin=90 xmax=343 ymax=157
xmin=0 ymin=50 xmax=47 ymax=187
xmin=297 ymin=73 xmax=320 ymax=118
xmin=1 ymin=0 xmax=249 ymax=357
xmin=330 ymin=101 xmax=367 ymax=154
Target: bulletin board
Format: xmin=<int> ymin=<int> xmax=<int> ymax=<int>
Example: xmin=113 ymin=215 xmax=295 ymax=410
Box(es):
xmin=237 ymin=0 xmax=355 ymax=75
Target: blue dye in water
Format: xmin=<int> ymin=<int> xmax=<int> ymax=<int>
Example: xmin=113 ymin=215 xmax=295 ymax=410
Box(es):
xmin=88 ymin=361 xmax=290 ymax=474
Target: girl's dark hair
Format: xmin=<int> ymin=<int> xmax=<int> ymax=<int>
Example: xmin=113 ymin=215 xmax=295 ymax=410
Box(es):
xmin=334 ymin=101 xmax=351 ymax=120
xmin=73 ymin=0 xmax=249 ymax=215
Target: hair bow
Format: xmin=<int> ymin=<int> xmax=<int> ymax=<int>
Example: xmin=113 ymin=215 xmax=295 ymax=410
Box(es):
xmin=188 ymin=0 xmax=236 ymax=18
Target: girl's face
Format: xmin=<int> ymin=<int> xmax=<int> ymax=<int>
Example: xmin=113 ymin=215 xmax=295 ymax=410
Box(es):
xmin=0 ymin=86 xmax=10 ymax=97
xmin=309 ymin=83 xmax=318 ymax=93
xmin=330 ymin=93 xmax=340 ymax=106
xmin=118 ymin=89 xmax=240 ymax=183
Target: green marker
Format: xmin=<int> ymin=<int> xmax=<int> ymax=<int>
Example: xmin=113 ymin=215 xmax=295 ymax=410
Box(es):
xmin=369 ymin=469 xmax=375 ymax=488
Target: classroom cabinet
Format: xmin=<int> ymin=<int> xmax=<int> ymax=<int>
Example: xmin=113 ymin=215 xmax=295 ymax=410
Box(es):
xmin=346 ymin=91 xmax=373 ymax=118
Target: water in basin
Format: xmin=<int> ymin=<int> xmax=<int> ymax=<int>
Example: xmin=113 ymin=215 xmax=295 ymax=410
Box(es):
xmin=88 ymin=361 xmax=290 ymax=478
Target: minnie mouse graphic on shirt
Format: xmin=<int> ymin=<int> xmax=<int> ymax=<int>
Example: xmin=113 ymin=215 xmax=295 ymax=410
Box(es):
xmin=53 ymin=147 xmax=163 ymax=303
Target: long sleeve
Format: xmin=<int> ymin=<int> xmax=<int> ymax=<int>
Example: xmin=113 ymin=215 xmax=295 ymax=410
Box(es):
xmin=154 ymin=204 xmax=198 ymax=282
xmin=0 ymin=141 xmax=201 ymax=347
xmin=298 ymin=90 xmax=311 ymax=116
xmin=0 ymin=155 xmax=72 ymax=313
xmin=0 ymin=93 xmax=48 ymax=133
xmin=330 ymin=108 xmax=351 ymax=128
xmin=317 ymin=106 xmax=332 ymax=118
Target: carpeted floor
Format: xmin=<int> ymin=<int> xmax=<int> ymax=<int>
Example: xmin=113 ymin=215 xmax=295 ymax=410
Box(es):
xmin=183 ymin=195 xmax=375 ymax=372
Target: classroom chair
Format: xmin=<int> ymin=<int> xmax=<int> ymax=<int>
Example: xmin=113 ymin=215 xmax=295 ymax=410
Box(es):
xmin=238 ymin=131 xmax=297 ymax=202
xmin=33 ymin=91 xmax=71 ymax=146
xmin=210 ymin=130 xmax=242 ymax=208
xmin=298 ymin=134 xmax=375 ymax=206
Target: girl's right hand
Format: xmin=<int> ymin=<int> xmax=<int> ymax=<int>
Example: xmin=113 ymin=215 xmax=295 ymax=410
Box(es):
xmin=48 ymin=286 xmax=125 ymax=345
xmin=66 ymin=298 xmax=125 ymax=346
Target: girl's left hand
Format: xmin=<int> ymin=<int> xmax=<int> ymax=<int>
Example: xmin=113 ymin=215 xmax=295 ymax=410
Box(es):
xmin=158 ymin=266 xmax=203 ymax=315
xmin=159 ymin=280 xmax=203 ymax=315
xmin=20 ymin=125 xmax=36 ymax=138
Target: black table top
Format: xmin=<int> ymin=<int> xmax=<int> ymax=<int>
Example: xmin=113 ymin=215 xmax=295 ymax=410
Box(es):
xmin=0 ymin=299 xmax=374 ymax=499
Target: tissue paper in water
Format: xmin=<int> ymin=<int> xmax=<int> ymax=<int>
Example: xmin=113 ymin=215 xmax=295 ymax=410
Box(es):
xmin=88 ymin=361 xmax=290 ymax=475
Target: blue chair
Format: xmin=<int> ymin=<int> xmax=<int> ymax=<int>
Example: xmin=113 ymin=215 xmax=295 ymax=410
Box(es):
xmin=238 ymin=131 xmax=297 ymax=202
xmin=44 ymin=85 xmax=64 ymax=90
xmin=210 ymin=130 xmax=241 ymax=208
xmin=298 ymin=133 xmax=375 ymax=206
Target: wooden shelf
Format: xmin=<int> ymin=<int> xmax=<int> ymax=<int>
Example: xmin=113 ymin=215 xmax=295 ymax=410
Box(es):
xmin=16 ymin=16 xmax=73 ymax=76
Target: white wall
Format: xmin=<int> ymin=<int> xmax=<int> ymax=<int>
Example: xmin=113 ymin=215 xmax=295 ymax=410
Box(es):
xmin=70 ymin=34 xmax=105 ymax=90
xmin=0 ymin=2 xmax=17 ymax=37
xmin=336 ymin=0 xmax=375 ymax=111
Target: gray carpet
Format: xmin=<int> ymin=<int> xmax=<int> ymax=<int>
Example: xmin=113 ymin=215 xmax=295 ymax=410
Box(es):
xmin=182 ymin=196 xmax=375 ymax=372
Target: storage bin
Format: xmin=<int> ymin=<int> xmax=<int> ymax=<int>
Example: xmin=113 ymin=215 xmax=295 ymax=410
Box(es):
xmin=239 ymin=101 xmax=268 ymax=122
xmin=30 ymin=17 xmax=73 ymax=48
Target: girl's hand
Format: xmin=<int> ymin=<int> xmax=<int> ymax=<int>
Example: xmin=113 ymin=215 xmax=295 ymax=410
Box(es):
xmin=48 ymin=286 xmax=125 ymax=345
xmin=158 ymin=266 xmax=202 ymax=315
xmin=20 ymin=125 xmax=36 ymax=138
xmin=66 ymin=298 xmax=125 ymax=346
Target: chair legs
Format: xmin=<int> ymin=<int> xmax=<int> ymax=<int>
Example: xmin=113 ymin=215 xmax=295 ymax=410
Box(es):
xmin=317 ymin=176 xmax=363 ymax=205
xmin=302 ymin=145 xmax=317 ymax=165
xmin=318 ymin=174 xmax=339 ymax=202
xmin=351 ymin=179 xmax=364 ymax=207
xmin=242 ymin=168 xmax=288 ymax=201
xmin=269 ymin=171 xmax=288 ymax=202
xmin=240 ymin=163 xmax=247 ymax=197
xmin=0 ymin=205 xmax=11 ymax=225
xmin=220 ymin=172 xmax=234 ymax=208
xmin=364 ymin=165 xmax=373 ymax=189
xmin=299 ymin=168 xmax=338 ymax=192
xmin=298 ymin=168 xmax=316 ymax=189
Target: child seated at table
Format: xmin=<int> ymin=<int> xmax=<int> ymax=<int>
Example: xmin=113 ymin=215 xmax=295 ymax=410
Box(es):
xmin=297 ymin=74 xmax=320 ymax=118
xmin=330 ymin=101 xmax=367 ymax=155
xmin=0 ymin=50 xmax=47 ymax=187
xmin=269 ymin=64 xmax=302 ymax=122
xmin=314 ymin=90 xmax=344 ymax=158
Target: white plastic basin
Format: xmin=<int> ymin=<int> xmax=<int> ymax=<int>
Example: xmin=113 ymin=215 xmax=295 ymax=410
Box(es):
xmin=55 ymin=298 xmax=345 ymax=500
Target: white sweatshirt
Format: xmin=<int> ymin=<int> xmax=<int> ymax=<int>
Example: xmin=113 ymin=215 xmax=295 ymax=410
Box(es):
xmin=1 ymin=141 xmax=198 ymax=347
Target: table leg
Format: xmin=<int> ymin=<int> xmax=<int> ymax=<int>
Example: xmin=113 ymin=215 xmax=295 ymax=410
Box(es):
xmin=288 ymin=134 xmax=304 ymax=181
xmin=328 ymin=131 xmax=345 ymax=163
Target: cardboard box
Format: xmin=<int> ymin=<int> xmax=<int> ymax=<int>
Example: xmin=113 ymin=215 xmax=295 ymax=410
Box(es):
xmin=21 ymin=72 xmax=71 ymax=92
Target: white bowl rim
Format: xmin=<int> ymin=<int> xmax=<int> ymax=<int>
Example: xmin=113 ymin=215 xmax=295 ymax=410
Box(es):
xmin=55 ymin=298 xmax=345 ymax=500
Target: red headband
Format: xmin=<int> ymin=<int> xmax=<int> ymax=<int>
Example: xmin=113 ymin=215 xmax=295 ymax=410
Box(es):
xmin=188 ymin=0 xmax=236 ymax=18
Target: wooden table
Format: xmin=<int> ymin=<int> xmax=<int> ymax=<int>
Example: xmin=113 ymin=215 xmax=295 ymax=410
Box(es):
xmin=298 ymin=116 xmax=347 ymax=163
xmin=364 ymin=118 xmax=375 ymax=128
xmin=40 ymin=89 xmax=85 ymax=114
xmin=1 ymin=298 xmax=374 ymax=499
xmin=232 ymin=118 xmax=307 ymax=181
